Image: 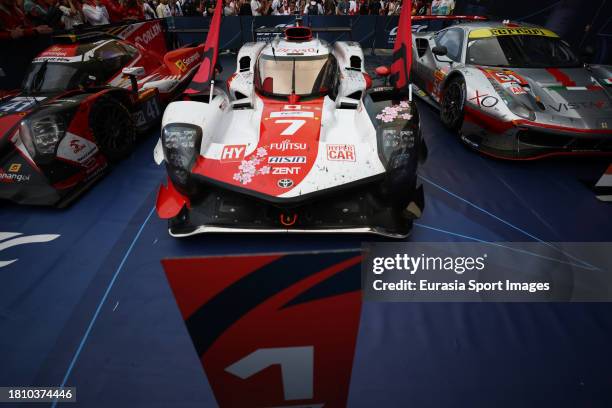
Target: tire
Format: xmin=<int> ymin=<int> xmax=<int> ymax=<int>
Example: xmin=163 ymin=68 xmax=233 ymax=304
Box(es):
xmin=440 ymin=76 xmax=466 ymax=131
xmin=90 ymin=96 xmax=136 ymax=162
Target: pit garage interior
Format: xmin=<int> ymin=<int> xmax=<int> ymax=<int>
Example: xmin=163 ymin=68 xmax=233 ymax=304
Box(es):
xmin=2 ymin=3 xmax=612 ymax=408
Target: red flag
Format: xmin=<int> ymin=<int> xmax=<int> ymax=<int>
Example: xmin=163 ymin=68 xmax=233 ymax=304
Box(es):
xmin=185 ymin=0 xmax=223 ymax=94
xmin=390 ymin=0 xmax=412 ymax=90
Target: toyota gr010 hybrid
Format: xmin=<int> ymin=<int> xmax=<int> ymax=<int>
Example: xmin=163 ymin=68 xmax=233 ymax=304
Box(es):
xmin=411 ymin=20 xmax=612 ymax=159
xmin=154 ymin=0 xmax=426 ymax=238
xmin=0 ymin=21 xmax=204 ymax=206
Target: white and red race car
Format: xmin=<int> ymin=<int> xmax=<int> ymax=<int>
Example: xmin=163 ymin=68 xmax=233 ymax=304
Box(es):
xmin=154 ymin=0 xmax=426 ymax=238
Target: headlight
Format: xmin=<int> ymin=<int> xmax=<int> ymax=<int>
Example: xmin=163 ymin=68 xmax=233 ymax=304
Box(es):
xmin=19 ymin=114 xmax=65 ymax=157
xmin=161 ymin=124 xmax=202 ymax=170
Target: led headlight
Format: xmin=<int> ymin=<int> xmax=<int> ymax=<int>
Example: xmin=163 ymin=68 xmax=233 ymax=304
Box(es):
xmin=19 ymin=114 xmax=65 ymax=157
xmin=162 ymin=124 xmax=202 ymax=170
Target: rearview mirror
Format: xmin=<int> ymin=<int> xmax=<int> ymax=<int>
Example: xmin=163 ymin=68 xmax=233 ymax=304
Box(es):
xmin=122 ymin=66 xmax=145 ymax=78
xmin=432 ymin=45 xmax=448 ymax=56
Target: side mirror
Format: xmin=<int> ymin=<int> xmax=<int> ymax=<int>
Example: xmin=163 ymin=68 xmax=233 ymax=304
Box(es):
xmin=581 ymin=46 xmax=595 ymax=60
xmin=432 ymin=45 xmax=448 ymax=56
xmin=122 ymin=66 xmax=145 ymax=93
xmin=122 ymin=66 xmax=146 ymax=77
xmin=375 ymin=66 xmax=391 ymax=77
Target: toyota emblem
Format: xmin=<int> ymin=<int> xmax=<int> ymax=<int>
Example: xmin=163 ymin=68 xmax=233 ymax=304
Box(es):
xmin=277 ymin=178 xmax=294 ymax=188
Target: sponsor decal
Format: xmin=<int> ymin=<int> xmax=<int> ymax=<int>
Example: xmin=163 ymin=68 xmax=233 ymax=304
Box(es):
xmin=0 ymin=97 xmax=46 ymax=114
xmin=548 ymin=101 xmax=611 ymax=112
xmin=134 ymin=21 xmax=162 ymax=47
xmin=470 ymin=27 xmax=559 ymax=39
xmin=272 ymin=167 xmax=300 ymax=175
xmin=174 ymin=52 xmax=200 ymax=73
xmin=70 ymin=139 xmax=86 ymax=154
xmin=277 ymin=178 xmax=294 ymax=188
xmin=232 ymin=147 xmax=270 ymax=185
xmin=221 ymin=145 xmax=247 ymax=162
xmin=0 ymin=166 xmax=30 ymax=183
xmin=0 ymin=232 xmax=60 ymax=269
xmin=268 ymin=156 xmax=307 ymax=164
xmin=469 ymin=91 xmax=499 ymax=108
xmin=270 ymin=111 xmax=314 ymax=118
xmin=269 ymin=139 xmax=307 ymax=151
xmin=376 ymin=101 xmax=412 ymax=123
xmin=327 ymin=144 xmax=356 ymax=162
xmin=510 ymin=86 xmax=527 ymax=95
xmin=8 ymin=163 xmax=21 ymax=173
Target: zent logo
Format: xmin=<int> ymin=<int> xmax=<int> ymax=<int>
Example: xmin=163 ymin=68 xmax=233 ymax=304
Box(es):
xmin=221 ymin=145 xmax=246 ymax=162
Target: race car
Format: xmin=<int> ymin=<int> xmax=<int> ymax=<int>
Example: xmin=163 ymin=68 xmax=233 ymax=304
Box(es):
xmin=411 ymin=19 xmax=612 ymax=159
xmin=154 ymin=0 xmax=426 ymax=238
xmin=0 ymin=21 xmax=204 ymax=206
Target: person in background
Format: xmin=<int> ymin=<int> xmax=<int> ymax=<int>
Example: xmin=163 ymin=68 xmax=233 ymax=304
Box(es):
xmin=358 ymin=0 xmax=368 ymax=14
xmin=237 ymin=0 xmax=250 ymax=14
xmin=123 ymin=0 xmax=144 ymax=19
xmin=155 ymin=0 xmax=170 ymax=16
xmin=323 ymin=0 xmax=334 ymax=14
xmin=143 ymin=0 xmax=156 ymax=17
xmin=386 ymin=0 xmax=398 ymax=15
xmin=369 ymin=0 xmax=382 ymax=14
xmin=0 ymin=0 xmax=52 ymax=39
xmin=303 ymin=0 xmax=322 ymax=14
xmin=202 ymin=0 xmax=214 ymax=14
xmin=336 ymin=0 xmax=347 ymax=15
xmin=223 ymin=0 xmax=236 ymax=15
xmin=411 ymin=0 xmax=426 ymax=15
xmin=82 ymin=0 xmax=109 ymax=24
xmin=269 ymin=0 xmax=279 ymax=14
xmin=59 ymin=0 xmax=84 ymax=28
xmin=169 ymin=0 xmax=182 ymax=14
xmin=348 ymin=0 xmax=356 ymax=14
xmin=249 ymin=0 xmax=261 ymax=15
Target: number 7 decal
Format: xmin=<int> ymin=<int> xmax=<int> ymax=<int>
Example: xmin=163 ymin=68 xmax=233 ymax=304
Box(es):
xmin=275 ymin=119 xmax=306 ymax=136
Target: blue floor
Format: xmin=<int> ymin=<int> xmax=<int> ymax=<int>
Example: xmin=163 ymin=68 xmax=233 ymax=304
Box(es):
xmin=1 ymin=81 xmax=612 ymax=406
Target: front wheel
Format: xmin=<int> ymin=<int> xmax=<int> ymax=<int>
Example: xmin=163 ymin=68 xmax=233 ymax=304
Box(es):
xmin=440 ymin=76 xmax=466 ymax=131
xmin=90 ymin=97 xmax=136 ymax=162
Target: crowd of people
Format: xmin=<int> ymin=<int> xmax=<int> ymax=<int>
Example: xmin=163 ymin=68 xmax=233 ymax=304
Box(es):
xmin=1 ymin=0 xmax=455 ymax=39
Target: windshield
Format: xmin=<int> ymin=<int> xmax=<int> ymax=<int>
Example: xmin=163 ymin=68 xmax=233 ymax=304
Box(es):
xmin=255 ymin=54 xmax=336 ymax=97
xmin=466 ymin=35 xmax=580 ymax=68
xmin=23 ymin=62 xmax=89 ymax=93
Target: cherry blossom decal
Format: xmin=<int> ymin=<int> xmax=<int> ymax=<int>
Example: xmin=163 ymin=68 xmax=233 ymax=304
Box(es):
xmin=376 ymin=101 xmax=412 ymax=123
xmin=232 ymin=147 xmax=271 ymax=185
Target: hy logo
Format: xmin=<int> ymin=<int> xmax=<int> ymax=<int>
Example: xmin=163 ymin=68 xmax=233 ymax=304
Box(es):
xmin=0 ymin=232 xmax=60 ymax=269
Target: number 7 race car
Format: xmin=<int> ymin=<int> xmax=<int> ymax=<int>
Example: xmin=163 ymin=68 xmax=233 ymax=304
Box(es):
xmin=411 ymin=18 xmax=612 ymax=160
xmin=154 ymin=0 xmax=427 ymax=238
xmin=0 ymin=21 xmax=204 ymax=206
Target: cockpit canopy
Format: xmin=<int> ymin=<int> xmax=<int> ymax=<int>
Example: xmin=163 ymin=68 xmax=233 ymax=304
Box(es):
xmin=255 ymin=54 xmax=337 ymax=98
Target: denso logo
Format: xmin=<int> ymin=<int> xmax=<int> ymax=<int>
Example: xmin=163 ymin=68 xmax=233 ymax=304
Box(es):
xmin=327 ymin=144 xmax=356 ymax=162
xmin=270 ymin=140 xmax=307 ymax=151
xmin=268 ymin=156 xmax=306 ymax=164
xmin=221 ymin=145 xmax=246 ymax=162
xmin=134 ymin=22 xmax=162 ymax=46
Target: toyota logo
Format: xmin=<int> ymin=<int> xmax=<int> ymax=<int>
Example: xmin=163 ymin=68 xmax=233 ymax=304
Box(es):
xmin=277 ymin=178 xmax=294 ymax=188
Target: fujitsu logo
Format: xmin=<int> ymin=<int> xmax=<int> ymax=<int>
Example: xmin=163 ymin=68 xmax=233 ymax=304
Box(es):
xmin=270 ymin=140 xmax=306 ymax=151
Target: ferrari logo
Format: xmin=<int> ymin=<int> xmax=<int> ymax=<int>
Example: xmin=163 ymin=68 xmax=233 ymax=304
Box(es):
xmin=8 ymin=163 xmax=21 ymax=173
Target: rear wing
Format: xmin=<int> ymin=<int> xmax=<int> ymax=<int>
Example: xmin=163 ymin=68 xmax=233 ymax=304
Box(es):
xmin=411 ymin=15 xmax=488 ymax=33
xmin=253 ymin=25 xmax=353 ymax=41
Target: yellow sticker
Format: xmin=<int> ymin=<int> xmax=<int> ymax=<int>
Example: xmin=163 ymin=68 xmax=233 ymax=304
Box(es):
xmin=469 ymin=27 xmax=559 ymax=39
xmin=8 ymin=163 xmax=21 ymax=173
xmin=175 ymin=60 xmax=187 ymax=72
